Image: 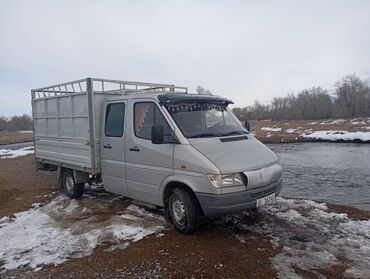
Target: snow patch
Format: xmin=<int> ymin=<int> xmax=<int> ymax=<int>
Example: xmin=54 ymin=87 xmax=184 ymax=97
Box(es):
xmin=303 ymin=130 xmax=370 ymax=142
xmin=320 ymin=119 xmax=345 ymax=125
xmin=231 ymin=198 xmax=370 ymax=279
xmin=352 ymin=121 xmax=367 ymax=125
xmin=261 ymin=127 xmax=282 ymax=132
xmin=0 ymin=146 xmax=34 ymax=159
xmin=0 ymin=195 xmax=166 ymax=271
xmin=285 ymin=128 xmax=297 ymax=133
xmin=351 ymin=118 xmax=369 ymax=125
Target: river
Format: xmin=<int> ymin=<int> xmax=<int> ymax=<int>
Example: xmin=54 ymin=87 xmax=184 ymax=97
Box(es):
xmin=268 ymin=142 xmax=370 ymax=210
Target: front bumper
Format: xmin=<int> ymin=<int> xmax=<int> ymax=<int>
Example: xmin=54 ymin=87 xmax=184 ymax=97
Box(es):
xmin=195 ymin=178 xmax=282 ymax=218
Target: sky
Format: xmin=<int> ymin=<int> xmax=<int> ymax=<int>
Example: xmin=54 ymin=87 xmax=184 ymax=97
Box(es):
xmin=1 ymin=0 xmax=370 ymax=116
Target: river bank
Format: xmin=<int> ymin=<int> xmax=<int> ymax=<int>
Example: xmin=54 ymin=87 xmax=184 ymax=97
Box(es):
xmin=251 ymin=117 xmax=370 ymax=143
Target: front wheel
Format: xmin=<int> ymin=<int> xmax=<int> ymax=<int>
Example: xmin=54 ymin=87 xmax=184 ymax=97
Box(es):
xmin=61 ymin=170 xmax=85 ymax=199
xmin=168 ymin=188 xmax=201 ymax=234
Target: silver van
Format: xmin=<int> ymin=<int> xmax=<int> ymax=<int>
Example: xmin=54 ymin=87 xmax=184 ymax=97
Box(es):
xmin=32 ymin=78 xmax=282 ymax=233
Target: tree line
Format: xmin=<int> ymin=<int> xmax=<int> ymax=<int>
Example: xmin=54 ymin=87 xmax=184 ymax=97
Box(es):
xmin=0 ymin=114 xmax=33 ymax=131
xmin=1 ymin=74 xmax=369 ymax=131
xmin=231 ymin=74 xmax=370 ymax=121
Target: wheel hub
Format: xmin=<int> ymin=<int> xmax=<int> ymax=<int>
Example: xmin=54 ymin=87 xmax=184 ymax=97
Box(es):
xmin=172 ymin=197 xmax=186 ymax=225
xmin=65 ymin=176 xmax=75 ymax=193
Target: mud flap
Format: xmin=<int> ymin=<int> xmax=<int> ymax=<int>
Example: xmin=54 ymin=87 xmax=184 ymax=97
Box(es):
xmin=73 ymin=170 xmax=89 ymax=184
xmin=57 ymin=167 xmax=63 ymax=189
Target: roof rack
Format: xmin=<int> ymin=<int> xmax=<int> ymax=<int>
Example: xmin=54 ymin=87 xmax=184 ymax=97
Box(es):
xmin=31 ymin=77 xmax=188 ymax=99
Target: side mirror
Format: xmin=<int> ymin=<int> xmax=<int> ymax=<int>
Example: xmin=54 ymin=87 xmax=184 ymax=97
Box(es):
xmin=151 ymin=125 xmax=164 ymax=144
xmin=244 ymin=120 xmax=251 ymax=132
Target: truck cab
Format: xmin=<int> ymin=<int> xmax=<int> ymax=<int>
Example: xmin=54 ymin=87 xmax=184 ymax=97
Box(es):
xmin=32 ymin=78 xmax=282 ymax=233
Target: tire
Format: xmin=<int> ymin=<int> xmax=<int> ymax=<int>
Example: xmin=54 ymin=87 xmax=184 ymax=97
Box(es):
xmin=61 ymin=170 xmax=85 ymax=199
xmin=168 ymin=187 xmax=201 ymax=234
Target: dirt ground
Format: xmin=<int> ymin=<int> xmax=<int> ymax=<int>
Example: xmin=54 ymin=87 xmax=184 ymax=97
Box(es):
xmin=2 ymin=226 xmax=278 ymax=279
xmin=0 ymin=155 xmax=57 ymax=217
xmin=0 ymin=155 xmax=279 ymax=278
xmin=1 ymin=155 xmax=369 ymax=278
xmin=0 ymin=131 xmax=33 ymax=145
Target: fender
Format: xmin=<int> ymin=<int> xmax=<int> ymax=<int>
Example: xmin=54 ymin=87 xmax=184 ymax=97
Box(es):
xmin=157 ymin=172 xmax=220 ymax=206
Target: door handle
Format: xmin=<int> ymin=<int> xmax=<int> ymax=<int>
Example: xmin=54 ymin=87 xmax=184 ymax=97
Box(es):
xmin=103 ymin=144 xmax=112 ymax=149
xmin=129 ymin=146 xmax=140 ymax=152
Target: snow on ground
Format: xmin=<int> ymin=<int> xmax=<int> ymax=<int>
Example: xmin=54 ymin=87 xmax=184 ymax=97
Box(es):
xmin=351 ymin=118 xmax=370 ymax=125
xmin=0 ymin=189 xmax=166 ymax=271
xmin=230 ymin=198 xmax=370 ymax=279
xmin=319 ymin=119 xmax=346 ymax=125
xmin=261 ymin=127 xmax=282 ymax=132
xmin=318 ymin=118 xmax=370 ymax=126
xmin=303 ymin=130 xmax=370 ymax=142
xmin=285 ymin=128 xmax=297 ymax=133
xmin=0 ymin=146 xmax=34 ymax=159
xmin=18 ymin=130 xmax=33 ymax=133
xmin=1 ymin=188 xmax=369 ymax=277
xmin=352 ymin=121 xmax=368 ymax=125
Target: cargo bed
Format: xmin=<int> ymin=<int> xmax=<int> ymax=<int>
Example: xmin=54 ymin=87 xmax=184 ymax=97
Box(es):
xmin=32 ymin=78 xmax=185 ymax=173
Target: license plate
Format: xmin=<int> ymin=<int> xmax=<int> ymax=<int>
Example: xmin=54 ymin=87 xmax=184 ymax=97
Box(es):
xmin=256 ymin=193 xmax=276 ymax=207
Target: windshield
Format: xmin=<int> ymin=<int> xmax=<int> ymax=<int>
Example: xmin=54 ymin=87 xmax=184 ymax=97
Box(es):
xmin=165 ymin=102 xmax=248 ymax=138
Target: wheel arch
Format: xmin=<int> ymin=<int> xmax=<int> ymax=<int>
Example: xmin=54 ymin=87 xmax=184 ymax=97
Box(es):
xmin=58 ymin=167 xmax=89 ymax=188
xmin=159 ymin=176 xmax=200 ymax=207
xmin=162 ymin=181 xmax=195 ymax=206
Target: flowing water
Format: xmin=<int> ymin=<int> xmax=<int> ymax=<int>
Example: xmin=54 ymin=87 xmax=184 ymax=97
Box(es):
xmin=268 ymin=142 xmax=370 ymax=210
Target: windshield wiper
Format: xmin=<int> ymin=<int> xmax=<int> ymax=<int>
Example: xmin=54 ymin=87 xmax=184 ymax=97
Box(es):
xmin=188 ymin=130 xmax=248 ymax=138
xmin=220 ymin=130 xmax=249 ymax=136
xmin=187 ymin=132 xmax=225 ymax=138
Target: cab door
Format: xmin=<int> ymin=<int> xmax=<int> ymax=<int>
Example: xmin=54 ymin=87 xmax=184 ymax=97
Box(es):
xmin=126 ymin=99 xmax=174 ymax=204
xmin=101 ymin=101 xmax=127 ymax=195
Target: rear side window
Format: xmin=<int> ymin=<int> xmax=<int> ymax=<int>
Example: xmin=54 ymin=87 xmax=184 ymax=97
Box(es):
xmin=134 ymin=102 xmax=170 ymax=140
xmin=105 ymin=103 xmax=125 ymax=137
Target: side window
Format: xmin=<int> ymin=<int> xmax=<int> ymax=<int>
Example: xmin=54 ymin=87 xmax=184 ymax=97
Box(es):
xmin=105 ymin=103 xmax=125 ymax=137
xmin=134 ymin=102 xmax=170 ymax=140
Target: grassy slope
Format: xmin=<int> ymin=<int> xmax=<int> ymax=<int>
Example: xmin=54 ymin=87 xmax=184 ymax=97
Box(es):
xmin=0 ymin=131 xmax=33 ymax=145
xmin=252 ymin=117 xmax=370 ymax=143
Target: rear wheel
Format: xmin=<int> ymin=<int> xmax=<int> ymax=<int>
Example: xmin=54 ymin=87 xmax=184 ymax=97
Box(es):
xmin=168 ymin=188 xmax=201 ymax=234
xmin=61 ymin=170 xmax=84 ymax=199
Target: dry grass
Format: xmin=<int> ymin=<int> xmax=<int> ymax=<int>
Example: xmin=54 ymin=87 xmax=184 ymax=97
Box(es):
xmin=251 ymin=117 xmax=370 ymax=143
xmin=0 ymin=131 xmax=33 ymax=145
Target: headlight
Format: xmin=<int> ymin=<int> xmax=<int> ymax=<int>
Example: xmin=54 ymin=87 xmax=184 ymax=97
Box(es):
xmin=208 ymin=173 xmax=244 ymax=188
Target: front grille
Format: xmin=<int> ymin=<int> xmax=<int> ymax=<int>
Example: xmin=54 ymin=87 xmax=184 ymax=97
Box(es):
xmin=250 ymin=185 xmax=278 ymax=199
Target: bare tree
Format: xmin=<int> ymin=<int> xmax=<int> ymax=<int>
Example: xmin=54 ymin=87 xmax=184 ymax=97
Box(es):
xmin=196 ymin=86 xmax=212 ymax=95
xmin=335 ymin=74 xmax=369 ymax=117
xmin=0 ymin=114 xmax=33 ymax=131
xmin=231 ymin=74 xmax=370 ymax=121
